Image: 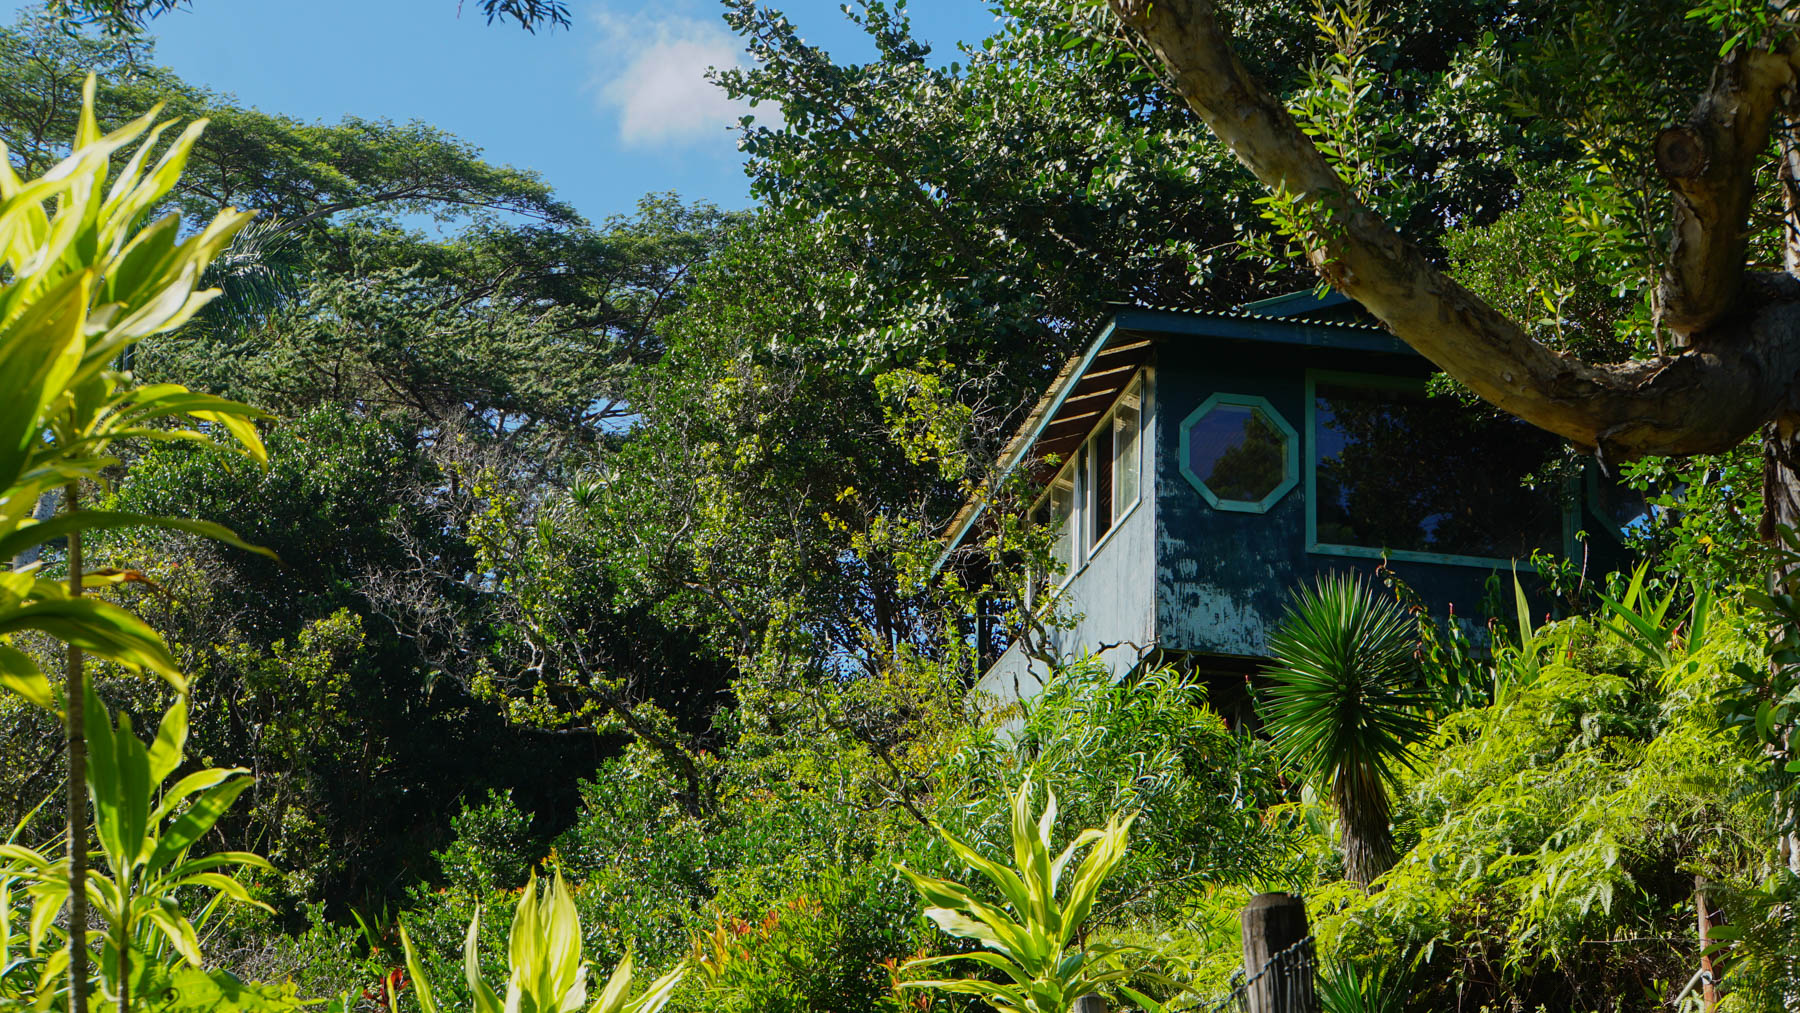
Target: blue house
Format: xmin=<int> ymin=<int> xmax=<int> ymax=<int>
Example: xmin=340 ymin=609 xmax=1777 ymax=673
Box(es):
xmin=940 ymin=293 xmax=1637 ymax=708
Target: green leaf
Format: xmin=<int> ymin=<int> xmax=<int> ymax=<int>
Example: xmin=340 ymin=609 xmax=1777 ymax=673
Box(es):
xmin=0 ymin=595 xmax=183 ymax=687
xmin=146 ymin=773 xmax=252 ymax=874
xmin=147 ymin=697 xmax=188 ymax=785
xmin=465 ymin=905 xmax=502 ymax=1013
xmin=618 ymin=964 xmax=684 ymax=1013
xmin=0 ymin=270 xmax=92 ymax=490
xmin=0 ymin=643 xmax=55 ymax=710
xmin=589 ymin=953 xmax=634 ymax=1013
xmin=151 ymin=768 xmax=237 ymax=824
xmin=0 ymin=509 xmax=275 ymax=564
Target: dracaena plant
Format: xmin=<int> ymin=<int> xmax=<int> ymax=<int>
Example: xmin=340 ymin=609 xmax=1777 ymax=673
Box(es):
xmin=398 ymin=868 xmax=685 ymax=1013
xmin=895 ymin=776 xmax=1163 ymax=1013
xmin=1260 ymin=573 xmax=1431 ymax=888
xmin=0 ymin=75 xmax=267 ymax=702
xmin=0 ymin=686 xmax=269 ymax=1010
xmin=0 ymin=73 xmax=269 ymax=1013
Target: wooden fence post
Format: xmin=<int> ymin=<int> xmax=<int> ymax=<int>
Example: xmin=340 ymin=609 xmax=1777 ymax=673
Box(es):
xmin=1242 ymin=893 xmax=1319 ymax=1013
xmin=1072 ymin=995 xmax=1108 ymax=1013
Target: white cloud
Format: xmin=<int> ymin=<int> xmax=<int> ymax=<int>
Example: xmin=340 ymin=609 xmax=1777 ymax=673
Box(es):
xmin=592 ymin=8 xmax=758 ymax=148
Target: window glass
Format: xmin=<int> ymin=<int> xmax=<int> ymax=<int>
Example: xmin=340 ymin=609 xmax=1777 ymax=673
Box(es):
xmin=1587 ymin=470 xmax=1652 ymax=541
xmin=1188 ymin=404 xmax=1287 ymax=503
xmin=1091 ymin=423 xmax=1115 ymax=545
xmin=1048 ymin=470 xmax=1075 ymax=578
xmin=1313 ymin=380 xmax=1564 ymax=560
xmin=1114 ymin=385 xmax=1141 ymax=517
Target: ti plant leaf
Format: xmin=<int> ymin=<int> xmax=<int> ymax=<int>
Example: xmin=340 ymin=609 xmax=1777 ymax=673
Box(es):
xmin=896 ymin=776 xmax=1150 ymax=1013
xmin=398 ymin=868 xmax=685 ymax=1013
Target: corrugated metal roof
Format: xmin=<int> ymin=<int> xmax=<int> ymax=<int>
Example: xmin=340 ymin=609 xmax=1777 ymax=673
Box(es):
xmin=1114 ymin=302 xmax=1391 ymax=332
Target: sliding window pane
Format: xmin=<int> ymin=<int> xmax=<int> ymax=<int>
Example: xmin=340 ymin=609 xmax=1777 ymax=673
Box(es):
xmin=1092 ymin=423 xmax=1115 ymax=544
xmin=1049 ymin=471 xmax=1076 ymax=577
xmin=1114 ymin=385 xmax=1141 ymax=517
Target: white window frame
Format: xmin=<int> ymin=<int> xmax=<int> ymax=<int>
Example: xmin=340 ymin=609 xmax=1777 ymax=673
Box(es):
xmin=1028 ymin=371 xmax=1146 ymax=590
xmin=1088 ymin=375 xmax=1144 ymax=558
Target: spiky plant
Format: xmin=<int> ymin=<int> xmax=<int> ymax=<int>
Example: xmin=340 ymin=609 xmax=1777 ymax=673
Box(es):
xmin=895 ymin=777 xmax=1153 ymax=1013
xmin=399 ymin=869 xmax=684 ymax=1013
xmin=1260 ymin=573 xmax=1431 ymax=887
xmin=1317 ymin=959 xmax=1409 ymax=1013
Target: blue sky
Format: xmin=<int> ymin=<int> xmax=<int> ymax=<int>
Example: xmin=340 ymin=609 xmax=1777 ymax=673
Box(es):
xmin=0 ymin=0 xmax=1001 ymax=226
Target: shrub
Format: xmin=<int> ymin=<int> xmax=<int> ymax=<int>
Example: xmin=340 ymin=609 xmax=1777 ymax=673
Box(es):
xmin=1316 ymin=607 xmax=1772 ymax=1010
xmin=682 ymin=864 xmax=924 ymax=1013
xmin=935 ymin=661 xmax=1294 ymax=922
xmin=436 ymin=789 xmax=537 ymax=896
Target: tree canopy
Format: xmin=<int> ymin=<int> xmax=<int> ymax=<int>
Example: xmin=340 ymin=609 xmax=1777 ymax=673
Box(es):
xmin=4 ymin=2 xmax=1800 ymax=1010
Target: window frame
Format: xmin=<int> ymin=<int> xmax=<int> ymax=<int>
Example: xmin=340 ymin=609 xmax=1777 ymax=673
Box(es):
xmin=1177 ymin=392 xmax=1299 ymax=514
xmin=1028 ymin=371 xmax=1148 ymax=588
xmin=1111 ymin=378 xmax=1144 ymax=522
xmin=1303 ymin=369 xmax=1571 ymax=570
xmin=1089 ymin=374 xmax=1145 ymax=558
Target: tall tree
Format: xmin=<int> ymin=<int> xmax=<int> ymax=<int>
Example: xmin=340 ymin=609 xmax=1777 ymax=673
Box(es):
xmin=46 ymin=0 xmax=571 ymax=34
xmin=1100 ymin=0 xmax=1800 ymax=867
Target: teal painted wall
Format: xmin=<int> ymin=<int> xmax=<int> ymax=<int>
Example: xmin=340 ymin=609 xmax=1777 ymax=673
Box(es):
xmin=1152 ymin=339 xmax=1510 ymax=657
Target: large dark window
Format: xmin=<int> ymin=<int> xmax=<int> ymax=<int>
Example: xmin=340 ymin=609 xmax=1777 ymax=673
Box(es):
xmin=1311 ymin=377 xmax=1565 ymax=563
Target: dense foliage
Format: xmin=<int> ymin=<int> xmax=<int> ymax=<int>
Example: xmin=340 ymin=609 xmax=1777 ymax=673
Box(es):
xmin=2 ymin=0 xmax=1799 ymax=1011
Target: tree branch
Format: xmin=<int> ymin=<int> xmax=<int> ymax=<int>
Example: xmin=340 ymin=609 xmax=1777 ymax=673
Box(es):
xmin=1106 ymin=0 xmax=1800 ymax=460
xmin=1656 ymin=40 xmax=1800 ymax=335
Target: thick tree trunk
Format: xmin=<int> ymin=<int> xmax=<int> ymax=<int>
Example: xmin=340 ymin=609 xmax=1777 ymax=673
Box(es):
xmin=1773 ymin=108 xmax=1800 ymax=878
xmin=1768 ymin=419 xmax=1800 ymax=875
xmin=1333 ymin=764 xmax=1396 ymax=888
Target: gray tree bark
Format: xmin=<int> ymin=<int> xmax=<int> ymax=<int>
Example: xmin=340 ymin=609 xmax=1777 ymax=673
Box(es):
xmin=1241 ymin=893 xmax=1318 ymax=1013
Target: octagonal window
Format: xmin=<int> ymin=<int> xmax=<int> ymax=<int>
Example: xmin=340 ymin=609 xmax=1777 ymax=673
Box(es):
xmin=1179 ymin=394 xmax=1299 ymax=513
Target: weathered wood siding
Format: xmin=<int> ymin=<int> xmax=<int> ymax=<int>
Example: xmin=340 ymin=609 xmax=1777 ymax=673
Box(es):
xmin=974 ymin=371 xmax=1161 ymax=706
xmin=1153 ymin=340 xmax=1501 ymax=658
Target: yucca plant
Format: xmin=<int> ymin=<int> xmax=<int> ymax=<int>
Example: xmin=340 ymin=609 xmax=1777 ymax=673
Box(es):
xmin=0 ymin=74 xmax=268 ymax=1013
xmin=399 ymin=868 xmax=684 ymax=1013
xmin=1260 ymin=573 xmax=1431 ymax=888
xmin=1317 ymin=959 xmax=1409 ymax=1013
xmin=896 ymin=777 xmax=1160 ymax=1013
